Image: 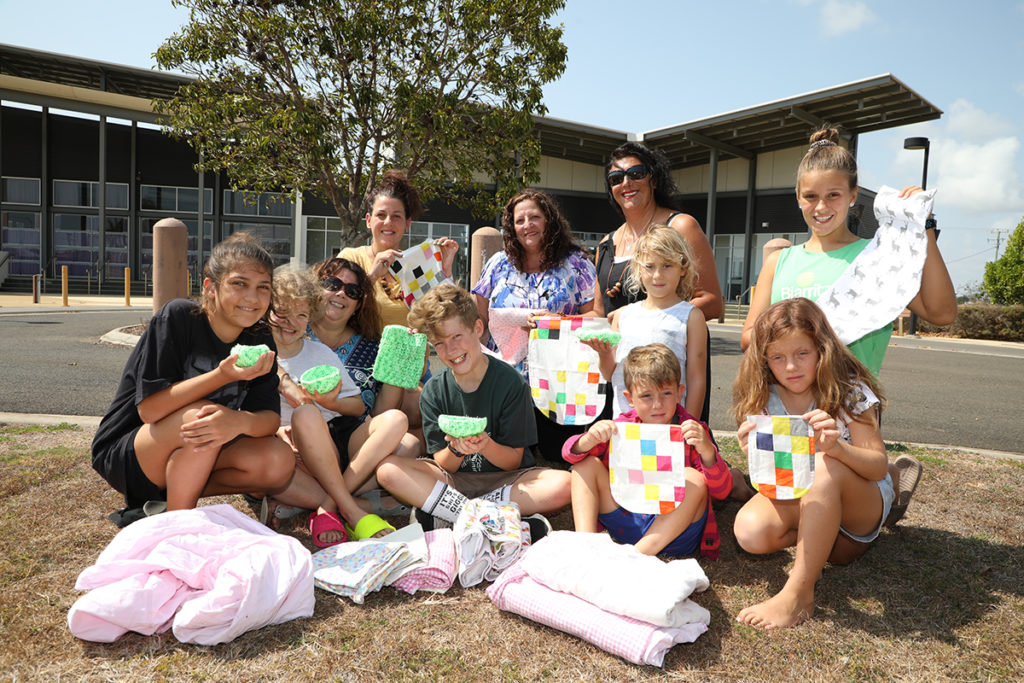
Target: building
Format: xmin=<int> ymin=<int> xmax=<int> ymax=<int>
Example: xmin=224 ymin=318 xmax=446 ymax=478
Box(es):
xmin=0 ymin=43 xmax=941 ymax=299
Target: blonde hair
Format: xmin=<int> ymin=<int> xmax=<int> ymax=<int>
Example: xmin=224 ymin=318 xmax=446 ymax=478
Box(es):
xmin=796 ymin=127 xmax=857 ymax=192
xmin=407 ymin=283 xmax=478 ymax=341
xmin=622 ymin=343 xmax=681 ymax=393
xmin=626 ymin=224 xmax=696 ymax=300
xmin=272 ymin=266 xmax=324 ymax=323
xmin=731 ymin=298 xmax=884 ymax=425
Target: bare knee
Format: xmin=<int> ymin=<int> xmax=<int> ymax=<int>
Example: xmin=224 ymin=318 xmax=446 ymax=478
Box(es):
xmin=375 ymin=455 xmax=407 ymax=490
xmin=733 ymin=507 xmax=778 ymax=555
xmin=376 ymin=408 xmax=409 ymax=433
xmin=292 ymin=404 xmax=323 ymax=430
xmin=262 ymin=438 xmax=298 ymax=489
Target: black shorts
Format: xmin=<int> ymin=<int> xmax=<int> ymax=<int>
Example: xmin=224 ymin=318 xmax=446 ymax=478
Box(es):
xmin=327 ymin=415 xmax=363 ymax=470
xmin=92 ymin=427 xmax=165 ymax=508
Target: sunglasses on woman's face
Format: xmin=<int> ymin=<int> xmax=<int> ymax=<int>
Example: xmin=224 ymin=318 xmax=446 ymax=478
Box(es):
xmin=321 ymin=276 xmax=363 ymax=300
xmin=607 ymin=164 xmax=650 ymax=186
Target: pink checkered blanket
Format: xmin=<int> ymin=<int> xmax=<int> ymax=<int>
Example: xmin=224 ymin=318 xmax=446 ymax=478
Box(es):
xmin=391 ymin=529 xmax=457 ymax=595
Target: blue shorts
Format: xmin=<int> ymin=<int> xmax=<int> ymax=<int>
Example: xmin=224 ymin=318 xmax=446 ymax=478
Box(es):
xmin=597 ymin=506 xmax=708 ymax=557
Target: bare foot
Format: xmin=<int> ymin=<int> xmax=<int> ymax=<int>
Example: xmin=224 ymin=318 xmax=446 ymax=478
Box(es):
xmin=736 ymin=590 xmax=814 ymax=630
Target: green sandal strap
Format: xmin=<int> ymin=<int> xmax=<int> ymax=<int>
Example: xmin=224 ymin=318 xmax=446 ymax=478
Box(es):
xmin=348 ymin=513 xmax=396 ymax=540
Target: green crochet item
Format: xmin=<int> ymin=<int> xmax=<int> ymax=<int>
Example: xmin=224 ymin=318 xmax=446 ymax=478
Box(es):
xmin=372 ymin=325 xmax=427 ymax=389
xmin=232 ymin=343 xmax=271 ymax=367
xmin=438 ymin=415 xmax=487 ymax=438
xmin=299 ymin=364 xmax=341 ymax=394
xmin=575 ymin=329 xmax=621 ymax=345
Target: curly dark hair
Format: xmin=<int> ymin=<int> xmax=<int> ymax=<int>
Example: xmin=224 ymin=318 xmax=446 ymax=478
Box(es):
xmin=311 ymin=257 xmax=383 ymax=339
xmin=362 ymin=168 xmax=424 ymax=220
xmin=501 ymin=190 xmax=585 ymax=272
xmin=605 ymin=142 xmax=683 ymax=216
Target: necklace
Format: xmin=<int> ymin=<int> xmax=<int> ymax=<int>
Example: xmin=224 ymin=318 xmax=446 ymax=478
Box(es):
xmin=605 ymin=208 xmax=657 ymax=299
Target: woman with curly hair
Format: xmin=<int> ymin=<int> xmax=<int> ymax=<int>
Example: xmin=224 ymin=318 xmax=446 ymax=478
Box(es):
xmin=471 ymin=189 xmax=597 ymax=462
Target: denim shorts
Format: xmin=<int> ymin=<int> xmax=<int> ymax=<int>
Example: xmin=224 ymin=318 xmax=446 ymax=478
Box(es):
xmin=839 ymin=473 xmax=894 ymax=544
xmin=597 ymin=506 xmax=708 ymax=557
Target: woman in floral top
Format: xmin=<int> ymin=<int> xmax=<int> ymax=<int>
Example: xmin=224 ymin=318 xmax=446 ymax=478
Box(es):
xmin=472 ymin=189 xmax=597 ymax=463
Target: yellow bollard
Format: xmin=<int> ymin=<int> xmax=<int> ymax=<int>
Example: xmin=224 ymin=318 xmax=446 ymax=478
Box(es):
xmin=62 ymin=266 xmax=69 ymax=307
xmin=187 ymin=269 xmax=192 ymax=296
xmin=124 ymin=267 xmax=131 ymax=307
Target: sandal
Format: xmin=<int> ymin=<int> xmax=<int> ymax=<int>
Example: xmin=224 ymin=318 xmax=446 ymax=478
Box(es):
xmin=885 ymin=455 xmax=923 ymax=528
xmin=259 ymin=496 xmax=306 ymax=527
xmin=309 ymin=510 xmax=349 ymax=548
xmin=347 ymin=513 xmax=396 ymax=540
xmin=358 ymin=489 xmax=412 ymax=518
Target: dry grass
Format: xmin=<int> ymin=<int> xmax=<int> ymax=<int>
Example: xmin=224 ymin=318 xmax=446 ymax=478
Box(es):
xmin=1 ymin=422 xmax=1023 ymax=682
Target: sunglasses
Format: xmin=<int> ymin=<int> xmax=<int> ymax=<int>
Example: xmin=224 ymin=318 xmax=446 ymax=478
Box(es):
xmin=607 ymin=164 xmax=650 ymax=186
xmin=321 ymin=276 xmax=364 ymax=300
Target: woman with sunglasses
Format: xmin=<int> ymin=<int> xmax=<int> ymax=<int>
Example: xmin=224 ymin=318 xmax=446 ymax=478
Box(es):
xmin=339 ymin=169 xmax=459 ymax=328
xmin=471 ymin=189 xmax=597 ymax=463
xmin=594 ymin=142 xmax=723 ymax=423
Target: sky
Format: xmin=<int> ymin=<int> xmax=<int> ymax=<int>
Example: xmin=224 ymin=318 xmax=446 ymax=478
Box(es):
xmin=1 ymin=0 xmax=1022 ymax=293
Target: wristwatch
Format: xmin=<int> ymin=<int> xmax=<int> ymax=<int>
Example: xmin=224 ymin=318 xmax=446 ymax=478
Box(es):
xmin=924 ymin=218 xmax=937 ymax=231
xmin=448 ymin=443 xmax=467 ymax=458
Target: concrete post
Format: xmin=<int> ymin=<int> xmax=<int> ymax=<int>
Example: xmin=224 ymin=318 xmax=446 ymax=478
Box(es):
xmin=153 ymin=218 xmax=188 ymax=313
xmin=470 ymin=227 xmax=502 ymax=287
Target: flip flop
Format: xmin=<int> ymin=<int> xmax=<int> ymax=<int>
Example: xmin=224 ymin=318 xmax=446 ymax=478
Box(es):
xmin=884 ymin=455 xmax=923 ymax=528
xmin=358 ymin=488 xmax=412 ymax=518
xmin=346 ymin=513 xmax=396 ymax=540
xmin=309 ymin=510 xmax=349 ymax=548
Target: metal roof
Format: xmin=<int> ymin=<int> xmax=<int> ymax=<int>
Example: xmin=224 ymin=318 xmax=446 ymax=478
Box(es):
xmin=1 ymin=44 xmax=941 ymax=167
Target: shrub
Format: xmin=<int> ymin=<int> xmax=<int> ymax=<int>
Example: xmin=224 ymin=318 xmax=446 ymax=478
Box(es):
xmin=984 ymin=220 xmax=1024 ymax=304
xmin=915 ymin=303 xmax=1024 ymax=342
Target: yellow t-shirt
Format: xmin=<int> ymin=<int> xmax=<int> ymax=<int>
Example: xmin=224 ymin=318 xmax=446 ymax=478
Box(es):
xmin=338 ymin=245 xmax=410 ymax=329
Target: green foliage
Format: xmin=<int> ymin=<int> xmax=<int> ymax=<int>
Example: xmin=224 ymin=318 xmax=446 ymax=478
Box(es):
xmin=154 ymin=0 xmax=567 ymax=243
xmin=983 ymin=219 xmax=1024 ymax=304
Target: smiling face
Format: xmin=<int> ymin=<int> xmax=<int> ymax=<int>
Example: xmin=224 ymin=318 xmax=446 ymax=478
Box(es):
xmin=366 ymin=195 xmax=411 ymax=252
xmin=204 ymin=263 xmax=272 ymax=341
xmin=797 ymin=169 xmax=857 ymax=240
xmin=319 ymin=267 xmax=362 ymax=329
xmin=765 ymin=330 xmax=820 ymax=400
xmin=429 ymin=316 xmax=485 ymax=378
xmin=269 ymin=297 xmax=311 ymax=353
xmin=512 ymin=198 xmax=547 ymax=255
xmin=624 ymin=381 xmax=684 ymax=424
xmin=609 ymin=155 xmax=654 ymax=212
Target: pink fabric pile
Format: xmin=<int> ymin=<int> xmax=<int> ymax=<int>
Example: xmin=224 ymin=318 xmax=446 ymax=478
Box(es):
xmin=391 ymin=529 xmax=458 ymax=595
xmin=67 ymin=504 xmax=314 ymax=645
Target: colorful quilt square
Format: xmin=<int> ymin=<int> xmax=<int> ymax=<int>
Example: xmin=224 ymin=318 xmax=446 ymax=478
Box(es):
xmin=608 ymin=422 xmax=692 ymax=515
xmin=747 ymin=415 xmax=815 ymax=500
xmin=527 ymin=316 xmax=611 ymax=427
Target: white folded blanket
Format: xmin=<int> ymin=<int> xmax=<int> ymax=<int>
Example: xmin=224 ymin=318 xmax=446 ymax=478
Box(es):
xmin=519 ymin=530 xmax=710 ymax=628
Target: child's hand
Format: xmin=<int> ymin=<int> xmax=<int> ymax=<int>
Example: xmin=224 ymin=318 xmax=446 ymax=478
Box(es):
xmin=803 ymin=409 xmax=841 ymax=455
xmin=446 ymin=432 xmax=490 ymax=456
xmin=736 ymin=418 xmax=755 ymax=457
xmin=220 ymin=349 xmax=275 ymax=382
xmin=368 ymin=248 xmax=403 ymax=280
xmin=580 ymin=338 xmax=616 ymax=355
xmin=180 ymin=404 xmax=240 ymax=451
xmin=681 ymin=419 xmax=716 ymax=465
xmin=586 ymin=419 xmax=617 ymax=448
xmin=308 ymin=378 xmax=342 ymax=405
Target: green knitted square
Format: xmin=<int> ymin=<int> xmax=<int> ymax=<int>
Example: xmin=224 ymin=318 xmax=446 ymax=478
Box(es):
xmin=372 ymin=325 xmax=428 ymax=389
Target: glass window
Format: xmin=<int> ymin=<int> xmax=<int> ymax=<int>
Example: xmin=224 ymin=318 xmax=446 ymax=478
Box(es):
xmin=223 ymin=190 xmax=259 ymax=216
xmin=53 ymin=213 xmax=99 ymax=277
xmin=1 ymin=210 xmax=41 ymax=275
xmin=303 ymin=215 xmax=345 ymax=265
xmin=2 ymin=177 xmax=41 ymax=205
xmin=53 ymin=180 xmax=91 ymax=208
xmin=179 ymin=188 xmax=199 ymax=212
xmin=224 ymin=190 xmax=293 ymax=217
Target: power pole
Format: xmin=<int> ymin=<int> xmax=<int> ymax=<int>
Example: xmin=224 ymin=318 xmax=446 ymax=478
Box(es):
xmin=989 ymin=228 xmax=1010 ymax=259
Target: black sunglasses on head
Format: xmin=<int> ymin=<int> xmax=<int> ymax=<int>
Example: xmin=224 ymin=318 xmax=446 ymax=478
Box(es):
xmin=607 ymin=164 xmax=650 ymax=186
xmin=321 ymin=276 xmax=364 ymax=300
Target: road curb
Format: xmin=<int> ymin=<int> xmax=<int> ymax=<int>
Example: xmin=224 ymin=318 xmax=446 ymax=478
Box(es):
xmin=100 ymin=326 xmax=141 ymax=348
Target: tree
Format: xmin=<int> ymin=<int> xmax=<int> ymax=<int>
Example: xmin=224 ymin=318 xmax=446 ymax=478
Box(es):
xmin=154 ymin=0 xmax=567 ymax=244
xmin=983 ymin=219 xmax=1024 ymax=304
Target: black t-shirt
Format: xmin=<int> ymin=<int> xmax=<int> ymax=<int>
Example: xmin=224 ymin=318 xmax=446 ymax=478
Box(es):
xmin=91 ymin=298 xmax=280 ymax=466
xmin=420 ymin=355 xmax=537 ymax=473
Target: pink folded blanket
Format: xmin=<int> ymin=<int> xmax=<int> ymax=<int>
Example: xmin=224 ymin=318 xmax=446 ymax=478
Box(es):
xmin=391 ymin=529 xmax=457 ymax=595
xmin=487 ymin=564 xmax=706 ymax=667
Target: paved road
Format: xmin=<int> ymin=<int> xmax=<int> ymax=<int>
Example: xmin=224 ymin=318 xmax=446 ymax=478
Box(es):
xmin=708 ymin=325 xmax=1024 ymax=454
xmin=1 ymin=308 xmax=1021 ymax=453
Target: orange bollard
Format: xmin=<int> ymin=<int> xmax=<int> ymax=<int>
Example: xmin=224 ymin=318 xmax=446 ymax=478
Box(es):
xmin=124 ymin=267 xmax=131 ymax=307
xmin=61 ymin=266 xmax=69 ymax=307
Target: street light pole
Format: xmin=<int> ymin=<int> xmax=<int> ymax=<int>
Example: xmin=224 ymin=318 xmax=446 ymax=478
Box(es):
xmin=903 ymin=136 xmax=931 ymax=336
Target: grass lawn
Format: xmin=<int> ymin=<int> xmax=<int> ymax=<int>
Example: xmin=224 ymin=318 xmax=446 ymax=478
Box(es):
xmin=2 ymin=422 xmax=1023 ymax=681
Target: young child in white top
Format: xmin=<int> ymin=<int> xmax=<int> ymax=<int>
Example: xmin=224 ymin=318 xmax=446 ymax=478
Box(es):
xmin=267 ymin=267 xmax=418 ymax=546
xmin=583 ymin=224 xmax=707 ymax=419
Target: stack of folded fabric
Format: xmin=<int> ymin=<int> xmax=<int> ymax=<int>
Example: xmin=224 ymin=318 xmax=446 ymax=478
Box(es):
xmin=453 ymin=499 xmax=530 ymax=588
xmin=312 ymin=524 xmax=429 ymax=603
xmin=487 ymin=531 xmax=710 ymax=667
xmin=391 ymin=529 xmax=458 ymax=595
xmin=67 ymin=504 xmax=314 ymax=645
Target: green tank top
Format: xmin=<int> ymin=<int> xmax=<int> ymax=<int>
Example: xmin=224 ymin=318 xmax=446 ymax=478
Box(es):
xmin=771 ymin=241 xmax=891 ymax=376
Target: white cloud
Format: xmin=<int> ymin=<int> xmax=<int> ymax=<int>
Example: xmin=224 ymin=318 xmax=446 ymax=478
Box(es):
xmin=1015 ymin=82 xmax=1024 ymax=98
xmin=820 ymin=0 xmax=877 ymax=36
xmin=946 ymin=99 xmax=1014 ymax=140
xmin=932 ymin=136 xmax=1024 ymax=212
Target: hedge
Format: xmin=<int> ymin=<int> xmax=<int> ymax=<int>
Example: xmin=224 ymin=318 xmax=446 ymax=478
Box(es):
xmin=913 ymin=304 xmax=1024 ymax=342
